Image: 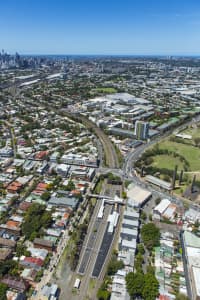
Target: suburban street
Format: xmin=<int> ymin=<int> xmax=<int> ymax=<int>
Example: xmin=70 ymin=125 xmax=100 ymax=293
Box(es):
xmin=33 ymin=228 xmax=70 ymax=300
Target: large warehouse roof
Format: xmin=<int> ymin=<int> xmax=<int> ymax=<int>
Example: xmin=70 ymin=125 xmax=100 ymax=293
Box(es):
xmin=127 ymin=184 xmax=151 ymax=207
xmin=146 ymin=175 xmax=172 ymax=190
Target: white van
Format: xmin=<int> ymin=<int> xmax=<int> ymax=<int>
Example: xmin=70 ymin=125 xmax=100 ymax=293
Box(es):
xmin=73 ymin=278 xmax=81 ymax=289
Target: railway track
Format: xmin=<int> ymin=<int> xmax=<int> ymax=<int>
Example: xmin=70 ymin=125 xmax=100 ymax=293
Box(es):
xmin=63 ymin=112 xmax=120 ymax=169
xmin=44 ymin=104 xmax=119 ymax=169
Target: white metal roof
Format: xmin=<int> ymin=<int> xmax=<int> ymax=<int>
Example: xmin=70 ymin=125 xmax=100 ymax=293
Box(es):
xmin=154 ymin=199 xmax=171 ymax=215
xmin=192 ymin=266 xmax=200 ymax=296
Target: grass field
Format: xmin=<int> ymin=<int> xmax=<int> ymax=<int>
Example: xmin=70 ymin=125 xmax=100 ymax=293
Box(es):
xmin=145 ymin=129 xmax=200 ymax=196
xmin=152 ymin=154 xmax=185 ymax=170
xmin=181 ymin=125 xmax=200 ymax=140
xmin=158 ymin=140 xmax=200 ymax=171
xmin=91 ymin=87 xmax=117 ymax=94
xmin=94 ymin=179 xmax=104 ymax=194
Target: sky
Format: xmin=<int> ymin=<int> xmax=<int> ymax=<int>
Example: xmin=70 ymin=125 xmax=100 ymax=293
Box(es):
xmin=1 ymin=0 xmax=200 ymax=55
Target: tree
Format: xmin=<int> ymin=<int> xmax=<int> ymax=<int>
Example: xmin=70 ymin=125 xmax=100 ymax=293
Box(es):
xmin=122 ymin=191 xmax=127 ymax=199
xmin=141 ymin=211 xmax=147 ymax=221
xmin=106 ymin=172 xmax=121 ymax=182
xmin=97 ymin=289 xmax=110 ymax=300
xmin=146 ymin=157 xmax=154 ymax=165
xmin=146 ymin=265 xmax=155 ymax=274
xmin=65 ymin=180 xmax=75 ymax=191
xmin=16 ymin=242 xmax=31 ymax=257
xmin=126 ymin=272 xmax=144 ymax=298
xmin=155 ymin=197 xmax=161 ymax=205
xmin=192 ymin=220 xmax=200 ymax=234
xmin=125 ymin=180 xmax=132 ymax=188
xmin=135 ymin=253 xmax=144 ymax=273
xmin=47 ymin=183 xmax=54 ymax=191
xmin=107 ymin=257 xmax=124 ymax=276
xmin=22 ymin=203 xmax=52 ymax=240
xmin=137 ymin=243 xmax=145 ymax=255
xmin=0 ymin=260 xmax=18 ymax=278
xmin=41 ymin=191 xmax=51 ymax=201
xmin=163 ymin=174 xmax=171 ymax=182
xmin=53 ymin=176 xmax=62 ymax=186
xmin=175 ymin=293 xmax=190 ymax=300
xmin=35 ymin=269 xmax=44 ymax=282
xmin=194 ymin=137 xmax=200 ymax=147
xmin=0 ymin=283 xmax=8 ymax=300
xmin=141 ymin=223 xmax=160 ymax=251
xmin=142 ymin=273 xmax=159 ymax=300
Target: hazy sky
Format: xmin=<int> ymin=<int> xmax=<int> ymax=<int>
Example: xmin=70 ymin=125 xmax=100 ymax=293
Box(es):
xmin=1 ymin=0 xmax=200 ymax=55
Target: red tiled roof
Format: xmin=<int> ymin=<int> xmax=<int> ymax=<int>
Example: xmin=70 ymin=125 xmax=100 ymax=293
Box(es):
xmin=10 ymin=181 xmax=22 ymax=187
xmin=7 ymin=181 xmax=22 ymax=192
xmin=71 ymin=189 xmax=81 ymax=195
xmin=159 ymin=295 xmax=170 ymax=300
xmin=77 ymin=183 xmax=85 ymax=188
xmin=24 ymin=257 xmax=44 ymax=267
xmin=63 ymin=212 xmax=70 ymax=219
xmin=37 ymin=182 xmax=48 ymax=190
xmin=35 ymin=151 xmax=48 ymax=159
xmin=6 ymin=220 xmax=20 ymax=228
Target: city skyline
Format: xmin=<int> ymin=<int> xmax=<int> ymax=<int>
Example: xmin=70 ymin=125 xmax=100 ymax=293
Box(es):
xmin=1 ymin=0 xmax=200 ymax=55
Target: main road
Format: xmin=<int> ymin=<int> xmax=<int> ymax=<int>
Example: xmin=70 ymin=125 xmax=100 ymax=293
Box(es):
xmin=123 ymin=114 xmax=200 ymax=177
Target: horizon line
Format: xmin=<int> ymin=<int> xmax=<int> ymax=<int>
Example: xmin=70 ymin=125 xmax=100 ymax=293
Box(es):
xmin=18 ymin=53 xmax=200 ymax=57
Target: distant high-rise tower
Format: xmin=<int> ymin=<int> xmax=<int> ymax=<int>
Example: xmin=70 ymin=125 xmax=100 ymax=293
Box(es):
xmin=134 ymin=121 xmax=149 ymax=140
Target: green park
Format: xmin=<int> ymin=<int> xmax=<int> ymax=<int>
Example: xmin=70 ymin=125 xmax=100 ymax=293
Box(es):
xmin=136 ymin=124 xmax=200 ymax=195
